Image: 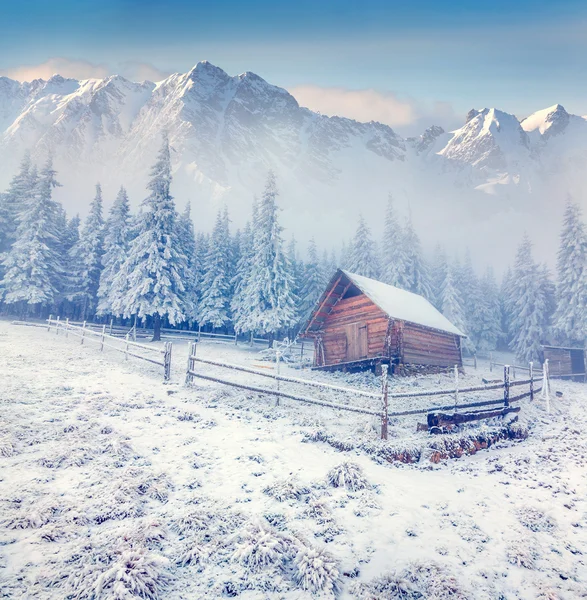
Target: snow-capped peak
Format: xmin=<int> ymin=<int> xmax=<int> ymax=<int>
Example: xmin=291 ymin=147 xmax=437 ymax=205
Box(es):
xmin=521 ymin=104 xmax=569 ymax=138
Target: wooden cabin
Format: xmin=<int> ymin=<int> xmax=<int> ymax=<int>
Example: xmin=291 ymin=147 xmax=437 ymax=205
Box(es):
xmin=541 ymin=345 xmax=586 ymax=381
xmin=302 ymin=269 xmax=466 ymax=373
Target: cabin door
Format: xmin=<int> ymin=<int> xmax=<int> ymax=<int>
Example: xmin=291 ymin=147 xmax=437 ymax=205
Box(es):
xmin=346 ymin=322 xmax=368 ymax=362
xmin=570 ymin=350 xmax=585 ymax=376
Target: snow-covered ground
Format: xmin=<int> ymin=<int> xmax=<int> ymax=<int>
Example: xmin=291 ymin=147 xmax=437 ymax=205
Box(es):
xmin=1 ymin=320 xmax=586 ymax=599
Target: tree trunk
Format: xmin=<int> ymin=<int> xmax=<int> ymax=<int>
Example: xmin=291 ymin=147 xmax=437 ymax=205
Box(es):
xmin=152 ymin=313 xmax=161 ymax=342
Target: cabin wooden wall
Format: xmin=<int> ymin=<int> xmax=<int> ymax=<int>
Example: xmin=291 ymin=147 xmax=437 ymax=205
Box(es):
xmin=543 ymin=348 xmax=575 ymax=376
xmin=401 ymin=322 xmax=462 ymax=368
xmin=320 ymin=294 xmax=389 ymax=365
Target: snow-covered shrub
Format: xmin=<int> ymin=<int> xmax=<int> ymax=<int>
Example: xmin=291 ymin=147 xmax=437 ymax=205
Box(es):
xmin=124 ymin=519 xmax=168 ymax=549
xmin=65 ymin=547 xmax=171 ymax=599
xmin=303 ymin=498 xmax=333 ymax=524
xmin=177 ymin=538 xmax=209 ymax=567
xmin=232 ymin=520 xmax=293 ymax=572
xmin=507 ymin=539 xmax=539 ymax=569
xmin=518 ymin=507 xmax=556 ymax=532
xmin=327 ymin=462 xmax=370 ymax=492
xmin=263 ymin=478 xmax=311 ymax=502
xmin=102 ymin=436 xmax=134 ymax=459
xmin=351 ymin=562 xmax=467 ymax=600
xmin=4 ymin=502 xmax=54 ymax=529
xmin=170 ymin=509 xmax=213 ymax=536
xmin=292 ymin=545 xmax=341 ymax=594
xmin=0 ymin=436 xmax=17 ymax=457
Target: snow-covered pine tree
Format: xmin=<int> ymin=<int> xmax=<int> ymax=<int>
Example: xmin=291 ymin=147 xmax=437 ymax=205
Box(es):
xmin=403 ymin=216 xmax=432 ymax=300
xmin=198 ymin=208 xmax=232 ymax=329
xmin=380 ymin=195 xmax=409 ymax=288
xmin=474 ymin=267 xmax=502 ymax=352
xmin=193 ymin=231 xmax=209 ymax=302
xmin=0 ymin=152 xmax=32 ymax=253
xmin=64 ymin=215 xmax=81 ymax=253
xmin=287 ymin=236 xmax=303 ymax=327
xmin=0 ymin=157 xmax=63 ymax=316
xmin=430 ymin=244 xmax=448 ymax=311
xmin=176 ymin=202 xmax=198 ymax=324
xmin=440 ymin=261 xmax=468 ymax=345
xmin=97 ymin=186 xmax=131 ymax=317
xmin=499 ymin=266 xmax=515 ymax=349
xmin=110 ymin=136 xmax=187 ymax=341
xmin=456 ymin=250 xmax=482 ymax=351
xmin=233 ymin=172 xmax=297 ymax=340
xmin=552 ymin=199 xmax=587 ymax=345
xmin=68 ymin=183 xmax=105 ymax=320
xmin=508 ymin=235 xmax=553 ymax=363
xmin=299 ymin=238 xmax=323 ymax=327
xmin=348 ymin=216 xmax=380 ymax=279
xmin=231 ymin=215 xmax=255 ymax=337
xmin=320 ymin=249 xmax=336 ymax=286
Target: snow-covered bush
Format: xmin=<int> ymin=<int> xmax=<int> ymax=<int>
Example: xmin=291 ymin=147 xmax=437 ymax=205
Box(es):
xmin=327 ymin=462 xmax=370 ymax=492
xmin=0 ymin=436 xmax=17 ymax=457
xmin=4 ymin=502 xmax=54 ymax=529
xmin=507 ymin=539 xmax=539 ymax=569
xmin=263 ymin=478 xmax=311 ymax=502
xmin=303 ymin=498 xmax=333 ymax=524
xmin=65 ymin=547 xmax=171 ymax=599
xmin=350 ymin=562 xmax=467 ymax=600
xmin=232 ymin=520 xmax=293 ymax=572
xmin=177 ymin=538 xmax=209 ymax=567
xmin=518 ymin=507 xmax=556 ymax=532
xmin=292 ymin=545 xmax=341 ymax=594
xmin=170 ymin=509 xmax=214 ymax=536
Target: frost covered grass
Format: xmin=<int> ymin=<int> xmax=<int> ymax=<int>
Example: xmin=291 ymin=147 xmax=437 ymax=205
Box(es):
xmin=1 ymin=322 xmax=587 ymax=598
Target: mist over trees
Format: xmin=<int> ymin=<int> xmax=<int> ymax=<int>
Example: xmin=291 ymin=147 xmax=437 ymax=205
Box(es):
xmin=0 ymin=142 xmax=585 ymax=357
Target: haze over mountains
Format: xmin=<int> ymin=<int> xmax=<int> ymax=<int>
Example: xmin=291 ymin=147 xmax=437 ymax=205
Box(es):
xmin=0 ymin=61 xmax=585 ymax=268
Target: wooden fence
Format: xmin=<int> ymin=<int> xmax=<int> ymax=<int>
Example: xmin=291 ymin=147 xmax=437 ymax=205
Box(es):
xmin=46 ymin=316 xmax=172 ymax=381
xmin=185 ymin=342 xmax=548 ymax=440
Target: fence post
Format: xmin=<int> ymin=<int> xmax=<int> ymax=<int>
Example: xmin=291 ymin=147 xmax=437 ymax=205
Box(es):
xmin=541 ymin=359 xmax=550 ymax=413
xmin=109 ymin=318 xmax=114 ymax=336
xmin=47 ymin=314 xmax=53 ymax=332
xmin=55 ymin=315 xmax=60 ymax=335
xmin=100 ymin=324 xmax=106 ymax=351
xmin=473 ymin=354 xmax=477 ymax=370
xmin=275 ymin=351 xmax=281 ymax=406
xmin=198 ymin=324 xmax=202 ymax=343
xmin=81 ymin=321 xmax=87 ymax=345
xmin=489 ymin=352 xmax=493 ymax=372
xmin=529 ymin=361 xmax=534 ymax=401
xmin=301 ymin=341 xmax=304 ymax=361
xmin=512 ymin=365 xmax=516 ymax=381
xmin=125 ymin=333 xmax=129 ymax=359
xmin=503 ymin=365 xmax=510 ymax=408
xmin=454 ymin=364 xmax=459 ymax=412
xmin=163 ymin=342 xmax=172 ymax=382
xmin=380 ymin=363 xmax=389 ymax=441
xmin=185 ymin=341 xmax=196 ymax=385
xmin=64 ymin=317 xmax=69 ymax=338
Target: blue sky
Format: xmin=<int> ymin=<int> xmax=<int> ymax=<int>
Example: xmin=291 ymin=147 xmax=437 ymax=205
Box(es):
xmin=1 ymin=0 xmax=586 ymax=132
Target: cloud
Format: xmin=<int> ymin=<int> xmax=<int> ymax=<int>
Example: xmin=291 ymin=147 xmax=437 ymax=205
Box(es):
xmin=116 ymin=61 xmax=172 ymax=82
xmin=0 ymin=57 xmax=171 ymax=83
xmin=289 ymin=84 xmax=461 ymax=134
xmin=1 ymin=58 xmax=110 ymax=81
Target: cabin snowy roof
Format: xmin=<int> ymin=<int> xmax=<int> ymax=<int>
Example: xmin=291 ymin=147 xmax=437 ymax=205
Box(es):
xmin=305 ymin=269 xmax=466 ymax=338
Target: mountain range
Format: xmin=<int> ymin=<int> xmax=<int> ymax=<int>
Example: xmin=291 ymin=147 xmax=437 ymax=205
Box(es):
xmin=1 ymin=61 xmax=585 ymax=267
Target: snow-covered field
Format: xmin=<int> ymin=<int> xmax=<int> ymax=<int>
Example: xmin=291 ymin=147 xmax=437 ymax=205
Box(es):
xmin=1 ymin=320 xmax=586 ymax=599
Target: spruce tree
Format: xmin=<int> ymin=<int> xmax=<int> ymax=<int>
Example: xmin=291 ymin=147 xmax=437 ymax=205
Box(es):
xmin=233 ymin=172 xmax=297 ymax=339
xmin=299 ymin=238 xmax=323 ymax=327
xmin=552 ymin=199 xmax=587 ymax=345
xmin=457 ymin=250 xmax=482 ymax=350
xmin=403 ymin=216 xmax=432 ymax=300
xmin=474 ymin=267 xmax=502 ymax=352
xmin=176 ymin=202 xmax=198 ymax=324
xmin=508 ymin=235 xmax=554 ymax=363
xmin=231 ymin=210 xmax=256 ymax=336
xmin=430 ymin=244 xmax=448 ymax=311
xmin=198 ymin=208 xmax=232 ymax=329
xmin=111 ymin=136 xmax=187 ymax=341
xmin=0 ymin=158 xmax=63 ymax=315
xmin=0 ymin=152 xmax=32 ymax=253
xmin=97 ymin=187 xmax=131 ymax=316
xmin=380 ymin=195 xmax=409 ymax=288
xmin=348 ymin=216 xmax=380 ymax=279
xmin=440 ymin=262 xmax=468 ymax=342
xmin=68 ymin=184 xmax=105 ymax=319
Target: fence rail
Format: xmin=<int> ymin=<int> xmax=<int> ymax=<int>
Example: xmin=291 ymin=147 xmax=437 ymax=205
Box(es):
xmin=185 ymin=343 xmax=550 ymax=440
xmin=46 ymin=316 xmax=172 ymax=381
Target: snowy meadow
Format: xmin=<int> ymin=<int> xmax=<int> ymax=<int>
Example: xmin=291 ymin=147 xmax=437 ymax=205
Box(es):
xmin=1 ymin=320 xmax=586 ymax=599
